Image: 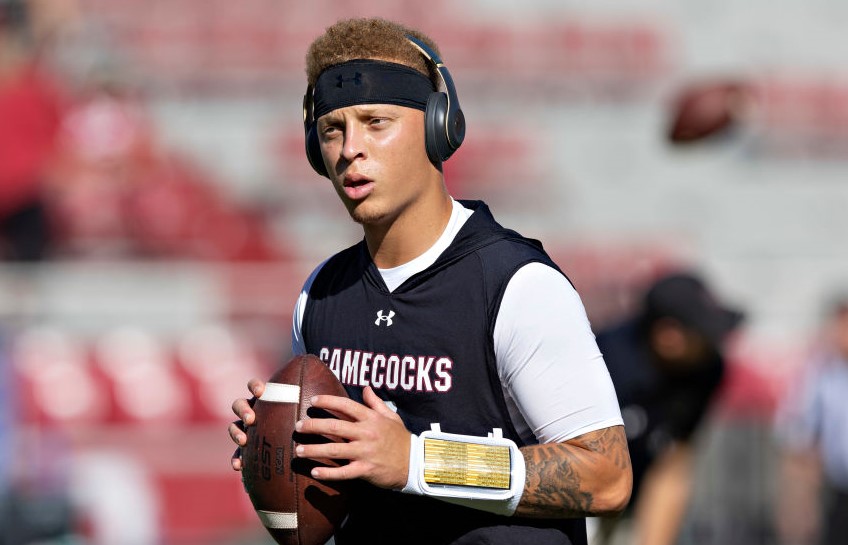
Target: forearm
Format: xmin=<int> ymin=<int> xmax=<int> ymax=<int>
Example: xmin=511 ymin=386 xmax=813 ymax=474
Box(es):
xmin=515 ymin=425 xmax=632 ymax=518
xmin=775 ymin=448 xmax=822 ymax=545
xmin=632 ymin=443 xmax=694 ymax=545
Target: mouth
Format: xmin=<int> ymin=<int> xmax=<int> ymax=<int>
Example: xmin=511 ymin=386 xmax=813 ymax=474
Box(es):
xmin=341 ymin=174 xmax=374 ymax=200
xmin=343 ymin=173 xmax=372 ymax=187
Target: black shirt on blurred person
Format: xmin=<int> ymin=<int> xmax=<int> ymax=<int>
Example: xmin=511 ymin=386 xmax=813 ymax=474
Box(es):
xmin=594 ymin=271 xmax=744 ymax=545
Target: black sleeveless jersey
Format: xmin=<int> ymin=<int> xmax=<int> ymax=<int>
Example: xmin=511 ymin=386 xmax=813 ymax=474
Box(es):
xmin=302 ymin=200 xmax=587 ymax=545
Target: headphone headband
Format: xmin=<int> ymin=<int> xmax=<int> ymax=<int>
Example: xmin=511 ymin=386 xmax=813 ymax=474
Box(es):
xmin=405 ymin=35 xmax=465 ymax=151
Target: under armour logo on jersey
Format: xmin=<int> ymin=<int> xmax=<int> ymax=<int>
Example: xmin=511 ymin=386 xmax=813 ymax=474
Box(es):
xmin=375 ymin=310 xmax=395 ymax=326
xmin=336 ymin=72 xmax=362 ymax=88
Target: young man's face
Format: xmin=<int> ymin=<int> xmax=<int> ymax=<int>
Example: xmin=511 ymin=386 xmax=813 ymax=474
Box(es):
xmin=316 ymin=103 xmax=436 ymax=226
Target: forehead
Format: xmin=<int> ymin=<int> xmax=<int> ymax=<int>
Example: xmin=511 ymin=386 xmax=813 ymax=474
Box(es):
xmin=317 ymin=103 xmax=416 ymax=122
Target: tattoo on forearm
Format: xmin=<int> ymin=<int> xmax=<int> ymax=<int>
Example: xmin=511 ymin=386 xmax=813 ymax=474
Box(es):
xmin=523 ymin=444 xmax=594 ymax=516
xmin=578 ymin=426 xmax=631 ymax=470
xmin=519 ymin=426 xmax=630 ymax=518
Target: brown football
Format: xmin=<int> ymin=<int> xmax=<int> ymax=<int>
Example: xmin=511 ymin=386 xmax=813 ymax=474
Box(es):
xmin=667 ymin=81 xmax=751 ymax=144
xmin=241 ymin=354 xmax=350 ymax=545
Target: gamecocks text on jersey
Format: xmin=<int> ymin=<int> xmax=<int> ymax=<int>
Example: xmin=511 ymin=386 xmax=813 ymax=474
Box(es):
xmin=318 ymin=347 xmax=453 ymax=393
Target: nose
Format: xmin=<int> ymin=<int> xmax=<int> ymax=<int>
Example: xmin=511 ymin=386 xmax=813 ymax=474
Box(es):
xmin=341 ymin=123 xmax=367 ymax=162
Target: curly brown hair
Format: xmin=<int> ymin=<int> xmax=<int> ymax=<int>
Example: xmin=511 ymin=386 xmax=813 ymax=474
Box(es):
xmin=305 ymin=18 xmax=441 ymax=89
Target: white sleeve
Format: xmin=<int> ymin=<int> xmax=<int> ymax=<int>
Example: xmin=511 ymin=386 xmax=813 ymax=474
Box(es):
xmin=494 ymin=262 xmax=623 ymax=444
xmin=291 ymin=260 xmax=329 ymax=356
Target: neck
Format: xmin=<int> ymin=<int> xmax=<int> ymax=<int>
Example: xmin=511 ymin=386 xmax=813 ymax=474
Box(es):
xmin=364 ymin=185 xmax=453 ymax=269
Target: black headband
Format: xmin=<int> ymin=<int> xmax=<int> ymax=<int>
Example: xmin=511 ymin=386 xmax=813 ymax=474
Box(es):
xmin=311 ymin=59 xmax=435 ymax=120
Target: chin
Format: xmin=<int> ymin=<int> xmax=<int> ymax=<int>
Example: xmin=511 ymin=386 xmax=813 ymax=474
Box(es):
xmin=347 ymin=202 xmax=390 ymax=226
xmin=351 ymin=211 xmax=392 ymax=227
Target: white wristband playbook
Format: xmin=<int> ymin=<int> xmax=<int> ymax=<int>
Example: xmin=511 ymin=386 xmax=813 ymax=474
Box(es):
xmin=401 ymin=424 xmax=526 ymax=516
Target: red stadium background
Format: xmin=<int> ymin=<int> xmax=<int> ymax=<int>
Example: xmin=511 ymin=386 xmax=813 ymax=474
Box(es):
xmin=2 ymin=1 xmax=846 ymax=544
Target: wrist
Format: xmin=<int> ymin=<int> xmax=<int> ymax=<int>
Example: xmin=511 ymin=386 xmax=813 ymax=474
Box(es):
xmin=398 ymin=424 xmax=525 ymax=516
xmin=401 ymin=433 xmax=424 ymax=495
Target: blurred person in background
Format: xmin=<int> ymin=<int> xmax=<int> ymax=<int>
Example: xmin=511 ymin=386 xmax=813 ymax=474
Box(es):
xmin=0 ymin=0 xmax=65 ymax=261
xmin=230 ymin=17 xmax=631 ymax=545
xmin=774 ymin=292 xmax=848 ymax=545
xmin=591 ymin=271 xmax=744 ymax=545
xmin=0 ymin=331 xmax=12 ymax=541
xmin=0 ymin=331 xmax=76 ymax=545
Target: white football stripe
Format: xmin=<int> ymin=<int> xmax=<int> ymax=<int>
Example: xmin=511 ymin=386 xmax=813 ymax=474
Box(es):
xmin=259 ymin=383 xmax=300 ymax=403
xmin=257 ymin=510 xmax=298 ymax=529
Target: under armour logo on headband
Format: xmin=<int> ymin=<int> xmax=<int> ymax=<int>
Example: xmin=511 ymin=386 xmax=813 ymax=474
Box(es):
xmin=336 ymin=72 xmax=363 ymax=88
xmin=312 ymin=60 xmax=432 ymax=119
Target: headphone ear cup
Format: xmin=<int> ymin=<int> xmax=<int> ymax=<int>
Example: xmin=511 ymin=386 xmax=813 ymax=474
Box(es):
xmin=425 ymin=92 xmax=451 ymax=165
xmin=447 ymin=107 xmax=465 ymax=152
xmin=305 ymin=124 xmax=328 ymax=177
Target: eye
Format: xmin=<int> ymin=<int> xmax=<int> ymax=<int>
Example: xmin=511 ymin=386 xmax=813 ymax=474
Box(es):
xmin=320 ymin=125 xmax=341 ymax=139
xmin=369 ymin=117 xmax=389 ymax=127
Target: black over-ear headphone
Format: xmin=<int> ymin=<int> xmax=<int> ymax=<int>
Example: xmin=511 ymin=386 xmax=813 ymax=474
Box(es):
xmin=302 ymin=35 xmax=465 ymax=177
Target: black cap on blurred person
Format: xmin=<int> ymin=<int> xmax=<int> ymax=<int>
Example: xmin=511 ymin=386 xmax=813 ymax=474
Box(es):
xmin=642 ymin=272 xmax=744 ymax=346
xmin=0 ymin=0 xmax=27 ymax=30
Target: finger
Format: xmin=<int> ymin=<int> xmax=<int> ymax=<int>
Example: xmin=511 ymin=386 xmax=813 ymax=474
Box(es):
xmin=362 ymin=386 xmax=397 ymax=418
xmin=247 ymin=378 xmax=265 ymax=398
xmin=231 ymin=398 xmax=256 ymax=425
xmin=309 ymin=461 xmax=363 ymax=482
xmin=295 ymin=440 xmax=352 ymax=462
xmin=231 ymin=447 xmax=243 ymax=471
xmin=296 ymin=415 xmax=358 ymax=441
xmin=228 ymin=421 xmax=248 ymax=446
xmin=309 ymin=394 xmax=370 ymax=421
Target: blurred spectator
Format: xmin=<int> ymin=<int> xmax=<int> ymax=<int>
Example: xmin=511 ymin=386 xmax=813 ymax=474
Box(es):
xmin=774 ymin=292 xmax=848 ymax=545
xmin=45 ymin=66 xmax=285 ymax=262
xmin=592 ymin=271 xmax=744 ymax=545
xmin=0 ymin=0 xmax=65 ymax=261
xmin=46 ymin=66 xmax=158 ymax=257
xmin=0 ymin=329 xmax=12 ymax=539
xmin=0 ymin=328 xmax=76 ymax=545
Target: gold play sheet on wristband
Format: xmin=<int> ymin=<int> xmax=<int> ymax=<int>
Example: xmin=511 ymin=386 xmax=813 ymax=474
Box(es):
xmin=423 ymin=438 xmax=511 ymax=489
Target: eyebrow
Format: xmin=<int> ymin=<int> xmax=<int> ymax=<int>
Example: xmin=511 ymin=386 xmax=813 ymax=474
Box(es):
xmin=319 ymin=104 xmax=403 ymax=123
xmin=355 ymin=104 xmax=399 ymax=115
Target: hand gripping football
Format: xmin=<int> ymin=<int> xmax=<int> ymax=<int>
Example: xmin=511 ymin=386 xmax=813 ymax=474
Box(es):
xmin=241 ymin=354 xmax=350 ymax=545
